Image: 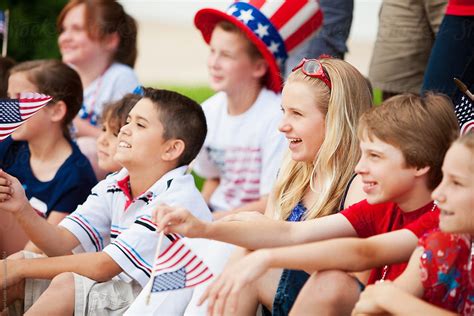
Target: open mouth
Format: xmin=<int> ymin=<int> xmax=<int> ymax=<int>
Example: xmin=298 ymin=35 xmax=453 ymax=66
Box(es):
xmin=118 ymin=141 xmax=131 ymax=149
xmin=288 ymin=138 xmax=302 ymax=144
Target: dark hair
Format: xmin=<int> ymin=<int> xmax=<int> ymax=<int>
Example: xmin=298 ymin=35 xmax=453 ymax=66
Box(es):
xmin=142 ymin=88 xmax=207 ymax=166
xmin=101 ymin=93 xmax=141 ymax=134
xmin=10 ymin=60 xmax=83 ymax=140
xmin=358 ymin=92 xmax=459 ymax=190
xmin=0 ymin=57 xmax=16 ymax=98
xmin=58 ymin=0 xmax=137 ymax=67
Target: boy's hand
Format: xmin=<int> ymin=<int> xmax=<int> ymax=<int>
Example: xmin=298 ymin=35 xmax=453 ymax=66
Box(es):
xmin=0 ymin=259 xmax=22 ymax=289
xmin=352 ymin=282 xmax=394 ymax=315
xmin=152 ymin=204 xmax=207 ymax=238
xmin=0 ymin=170 xmax=29 ymax=215
xmin=198 ymin=249 xmax=271 ymax=316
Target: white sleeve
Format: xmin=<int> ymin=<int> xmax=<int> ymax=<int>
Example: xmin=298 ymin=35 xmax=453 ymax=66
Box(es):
xmin=110 ymin=67 xmax=140 ymax=101
xmin=259 ymin=113 xmax=286 ymax=196
xmin=192 ymin=146 xmax=220 ymax=179
xmin=103 ymin=215 xmax=167 ymax=287
xmin=59 ymin=180 xmax=111 ymax=253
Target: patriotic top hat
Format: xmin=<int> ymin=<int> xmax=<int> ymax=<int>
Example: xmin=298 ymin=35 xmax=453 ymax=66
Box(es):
xmin=195 ymin=0 xmax=323 ymax=92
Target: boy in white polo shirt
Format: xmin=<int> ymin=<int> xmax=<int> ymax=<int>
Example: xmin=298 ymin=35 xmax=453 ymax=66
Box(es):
xmin=0 ymin=88 xmax=212 ymax=315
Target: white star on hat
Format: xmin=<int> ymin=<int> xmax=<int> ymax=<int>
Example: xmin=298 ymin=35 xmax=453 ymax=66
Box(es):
xmin=255 ymin=23 xmax=269 ymax=39
xmin=227 ymin=6 xmax=238 ymax=16
xmin=268 ymin=41 xmax=280 ymax=54
xmin=238 ymin=9 xmax=254 ymax=24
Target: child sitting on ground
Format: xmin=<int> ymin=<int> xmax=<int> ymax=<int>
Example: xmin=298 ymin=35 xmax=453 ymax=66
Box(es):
xmin=96 ymin=94 xmax=141 ymax=174
xmin=353 ymin=132 xmax=474 ymax=316
xmin=153 ymin=93 xmax=460 ymax=315
xmin=0 ymin=88 xmax=212 ymax=315
xmin=0 ymin=60 xmax=97 ymax=255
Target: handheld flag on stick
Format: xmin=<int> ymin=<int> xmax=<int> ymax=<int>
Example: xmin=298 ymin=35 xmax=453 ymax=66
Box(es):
xmin=0 ymin=92 xmax=53 ymax=140
xmin=0 ymin=10 xmax=9 ymax=57
xmin=453 ymin=78 xmax=474 ymax=135
xmin=146 ymin=231 xmax=214 ymax=305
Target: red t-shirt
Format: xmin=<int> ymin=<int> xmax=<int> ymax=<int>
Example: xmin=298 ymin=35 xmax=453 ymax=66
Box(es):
xmin=341 ymin=200 xmax=439 ymax=284
xmin=446 ymin=0 xmax=474 ymax=16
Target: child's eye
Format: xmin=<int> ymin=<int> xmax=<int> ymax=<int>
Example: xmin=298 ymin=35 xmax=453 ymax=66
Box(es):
xmin=280 ymin=106 xmax=285 ymax=113
xmin=137 ymin=122 xmax=145 ymax=128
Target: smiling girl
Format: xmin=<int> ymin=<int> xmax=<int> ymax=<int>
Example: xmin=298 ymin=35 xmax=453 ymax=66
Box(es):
xmin=151 ymin=57 xmax=373 ymax=315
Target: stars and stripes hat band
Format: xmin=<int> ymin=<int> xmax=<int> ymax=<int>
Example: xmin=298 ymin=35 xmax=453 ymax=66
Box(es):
xmin=195 ymin=0 xmax=323 ymax=92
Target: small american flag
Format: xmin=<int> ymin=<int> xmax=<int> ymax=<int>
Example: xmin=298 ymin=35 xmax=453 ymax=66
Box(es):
xmin=0 ymin=93 xmax=52 ymax=140
xmin=0 ymin=11 xmax=5 ymax=35
xmin=150 ymin=235 xmax=214 ymax=293
xmin=454 ymin=94 xmax=474 ymax=135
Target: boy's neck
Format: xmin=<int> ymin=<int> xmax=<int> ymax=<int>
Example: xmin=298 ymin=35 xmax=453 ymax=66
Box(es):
xmin=395 ymin=179 xmax=433 ymax=212
xmin=128 ymin=163 xmax=177 ymax=199
xmin=226 ymin=84 xmax=262 ymax=116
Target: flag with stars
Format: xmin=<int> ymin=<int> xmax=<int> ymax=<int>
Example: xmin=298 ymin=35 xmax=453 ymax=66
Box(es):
xmin=0 ymin=11 xmax=5 ymax=35
xmin=150 ymin=235 xmax=214 ymax=293
xmin=454 ymin=94 xmax=474 ymax=135
xmin=0 ymin=93 xmax=52 ymax=140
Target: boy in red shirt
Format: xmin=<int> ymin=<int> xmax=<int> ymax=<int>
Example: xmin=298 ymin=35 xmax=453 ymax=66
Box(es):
xmin=153 ymin=93 xmax=460 ymax=315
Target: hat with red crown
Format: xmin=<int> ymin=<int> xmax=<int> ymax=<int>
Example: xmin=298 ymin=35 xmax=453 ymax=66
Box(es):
xmin=195 ymin=0 xmax=323 ymax=92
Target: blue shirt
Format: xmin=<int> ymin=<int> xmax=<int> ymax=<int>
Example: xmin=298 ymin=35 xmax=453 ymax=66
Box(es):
xmin=0 ymin=137 xmax=97 ymax=217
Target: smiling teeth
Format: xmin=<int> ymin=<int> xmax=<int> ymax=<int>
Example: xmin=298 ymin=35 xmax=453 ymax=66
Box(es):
xmin=119 ymin=141 xmax=131 ymax=148
xmin=289 ymin=138 xmax=302 ymax=143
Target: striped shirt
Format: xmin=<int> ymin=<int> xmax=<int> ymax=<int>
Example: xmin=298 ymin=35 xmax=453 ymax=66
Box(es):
xmin=60 ymin=166 xmax=212 ymax=287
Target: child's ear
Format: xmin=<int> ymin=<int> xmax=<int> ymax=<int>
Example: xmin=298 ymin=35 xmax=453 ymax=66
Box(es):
xmin=414 ymin=165 xmax=430 ymax=177
xmin=103 ymin=32 xmax=120 ymax=52
xmin=162 ymin=139 xmax=185 ymax=162
xmin=252 ymin=59 xmax=268 ymax=80
xmin=49 ymin=101 xmax=67 ymax=123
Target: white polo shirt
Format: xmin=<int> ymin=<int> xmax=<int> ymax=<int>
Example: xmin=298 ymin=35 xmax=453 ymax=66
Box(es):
xmin=60 ymin=166 xmax=212 ymax=287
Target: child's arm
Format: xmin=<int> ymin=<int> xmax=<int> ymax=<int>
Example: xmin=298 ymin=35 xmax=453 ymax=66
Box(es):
xmin=153 ymin=204 xmax=358 ymax=249
xmin=0 ymin=252 xmax=122 ymax=288
xmin=23 ymin=211 xmax=70 ymax=254
xmin=201 ymin=178 xmax=219 ymax=205
xmin=352 ymin=282 xmax=456 ymax=316
xmin=0 ymin=170 xmax=80 ymax=256
xmin=73 ymin=117 xmax=102 ymax=138
xmin=199 ymin=229 xmax=419 ymax=313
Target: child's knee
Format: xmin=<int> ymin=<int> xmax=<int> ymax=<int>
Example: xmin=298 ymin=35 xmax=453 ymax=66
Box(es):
xmin=49 ymin=272 xmax=75 ymax=291
xmin=305 ymin=270 xmax=360 ymax=305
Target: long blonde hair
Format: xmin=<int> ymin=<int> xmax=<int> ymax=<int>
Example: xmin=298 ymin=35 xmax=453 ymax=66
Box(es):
xmin=272 ymin=58 xmax=372 ymax=220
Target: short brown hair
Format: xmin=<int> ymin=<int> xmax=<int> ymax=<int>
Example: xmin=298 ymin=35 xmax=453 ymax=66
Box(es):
xmin=10 ymin=60 xmax=83 ymax=140
xmin=0 ymin=57 xmax=15 ymax=98
xmin=58 ymin=0 xmax=137 ymax=67
xmin=358 ymin=93 xmax=459 ymax=190
xmin=142 ymin=88 xmax=207 ymax=167
xmin=101 ymin=93 xmax=141 ymax=134
xmin=215 ymin=21 xmax=263 ymax=61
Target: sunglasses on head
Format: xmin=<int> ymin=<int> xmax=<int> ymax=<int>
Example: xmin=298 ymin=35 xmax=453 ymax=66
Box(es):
xmin=292 ymin=58 xmax=331 ymax=89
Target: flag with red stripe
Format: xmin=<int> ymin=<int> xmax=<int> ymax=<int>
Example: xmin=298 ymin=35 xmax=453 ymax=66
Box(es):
xmin=0 ymin=92 xmax=52 ymax=140
xmin=150 ymin=236 xmax=213 ymax=293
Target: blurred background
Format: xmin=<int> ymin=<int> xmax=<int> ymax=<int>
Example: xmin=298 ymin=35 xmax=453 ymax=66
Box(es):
xmin=0 ymin=0 xmax=382 ymax=101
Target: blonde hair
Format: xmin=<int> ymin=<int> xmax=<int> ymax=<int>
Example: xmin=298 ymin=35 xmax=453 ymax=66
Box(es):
xmin=272 ymin=58 xmax=373 ymax=220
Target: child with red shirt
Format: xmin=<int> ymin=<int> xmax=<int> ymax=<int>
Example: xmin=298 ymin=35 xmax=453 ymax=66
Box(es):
xmin=152 ymin=93 xmax=460 ymax=315
xmin=353 ymin=132 xmax=474 ymax=316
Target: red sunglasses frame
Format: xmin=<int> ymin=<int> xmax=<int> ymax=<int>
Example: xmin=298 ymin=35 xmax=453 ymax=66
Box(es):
xmin=292 ymin=58 xmax=332 ymax=89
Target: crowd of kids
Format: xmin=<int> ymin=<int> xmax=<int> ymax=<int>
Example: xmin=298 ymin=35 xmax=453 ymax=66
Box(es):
xmin=0 ymin=0 xmax=472 ymax=315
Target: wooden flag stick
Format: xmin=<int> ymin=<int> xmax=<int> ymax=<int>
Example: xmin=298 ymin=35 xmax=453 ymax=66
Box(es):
xmin=1 ymin=10 xmax=9 ymax=57
xmin=454 ymin=77 xmax=474 ymax=101
xmin=146 ymin=230 xmax=165 ymax=305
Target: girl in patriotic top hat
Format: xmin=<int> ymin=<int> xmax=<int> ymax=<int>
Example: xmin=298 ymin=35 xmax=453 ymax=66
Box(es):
xmin=353 ymin=132 xmax=474 ymax=316
xmin=193 ymin=0 xmax=323 ymax=220
xmin=0 ymin=60 xmax=97 ymax=255
xmin=57 ymin=0 xmax=140 ymax=179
